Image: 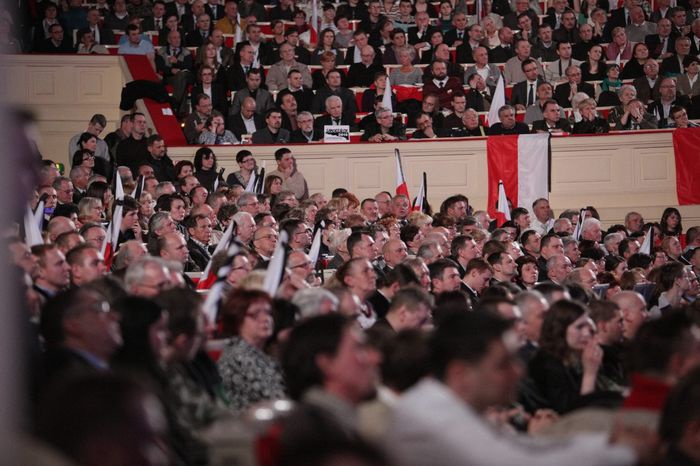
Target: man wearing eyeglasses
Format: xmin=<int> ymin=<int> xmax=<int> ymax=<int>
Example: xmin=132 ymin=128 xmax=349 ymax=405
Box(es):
xmin=39 ymin=288 xmax=122 ymax=391
xmin=185 ymin=214 xmax=214 ymax=271
xmin=281 ymin=218 xmax=312 ymax=253
xmin=287 ymin=250 xmax=318 ymax=285
xmin=125 ymin=257 xmax=172 ymax=297
xmin=252 ymin=226 xmax=278 ymax=268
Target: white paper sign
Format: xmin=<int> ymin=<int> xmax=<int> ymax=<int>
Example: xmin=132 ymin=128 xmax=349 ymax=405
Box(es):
xmin=323 ymin=125 xmax=350 ymax=143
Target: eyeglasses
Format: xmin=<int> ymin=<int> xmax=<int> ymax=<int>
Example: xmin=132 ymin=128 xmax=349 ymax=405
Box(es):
xmin=241 ymin=158 xmax=254 ymax=163
xmin=254 ymin=234 xmax=277 ymax=241
xmin=83 ymin=154 xmax=95 ymax=159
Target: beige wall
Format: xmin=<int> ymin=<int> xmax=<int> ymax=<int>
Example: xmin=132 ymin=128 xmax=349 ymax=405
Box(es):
xmin=3 ymin=55 xmax=698 ymax=227
xmin=167 ymin=132 xmax=700 ymax=228
xmin=0 ymin=54 xmax=126 ymax=167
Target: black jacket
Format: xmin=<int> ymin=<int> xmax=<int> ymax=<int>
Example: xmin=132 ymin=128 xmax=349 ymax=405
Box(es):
xmin=148 ymin=154 xmax=176 ymax=182
xmin=228 ymin=113 xmax=265 ymax=140
xmin=187 ymin=238 xmax=212 ymax=271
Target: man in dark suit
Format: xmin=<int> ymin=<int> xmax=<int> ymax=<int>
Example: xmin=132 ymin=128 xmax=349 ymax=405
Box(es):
xmin=344 ymin=30 xmax=382 ymax=65
xmin=234 ymin=24 xmax=273 ymax=66
xmin=156 ymin=29 xmax=194 ymax=116
xmin=209 ymin=29 xmax=235 ymax=68
xmin=552 ymin=11 xmax=581 ymax=44
xmin=487 ymin=105 xmax=531 ymax=134
xmin=276 ymin=70 xmax=315 ymax=112
xmin=443 ymin=12 xmax=470 ymax=47
xmin=645 ymin=19 xmax=678 ymax=59
xmin=531 ymin=99 xmax=572 ymax=132
xmin=346 ymin=46 xmax=385 ymax=87
xmin=204 ymin=0 xmax=225 ymax=21
xmin=689 ymin=20 xmax=700 ymax=56
xmin=226 ymin=44 xmax=262 ymax=91
xmin=407 ymin=11 xmax=436 ymax=49
xmin=312 ymin=69 xmax=358 ymax=119
xmin=647 ymin=77 xmax=692 ymax=128
xmin=251 ymin=109 xmax=291 ymax=144
xmin=166 ymin=0 xmax=191 ymax=24
xmin=633 ymin=59 xmax=663 ymax=103
xmin=228 ymin=96 xmax=264 ymax=140
xmin=180 ymin=0 xmax=206 ymax=33
xmin=85 ymin=7 xmax=115 ymax=45
xmin=553 ymin=65 xmax=595 ymax=108
xmin=607 ymin=0 xmax=635 ymax=31
xmin=139 ymin=1 xmax=167 ymax=33
xmin=455 ymin=24 xmax=484 ymax=64
xmin=510 ymin=59 xmax=545 ymax=110
xmin=39 ymin=287 xmax=122 ymax=393
xmin=314 ymin=95 xmax=359 ymax=133
xmin=40 ymin=23 xmax=73 ymax=53
xmin=290 ymin=112 xmax=323 ymax=142
xmin=184 ymin=13 xmax=212 ymax=47
xmin=489 ymin=30 xmax=516 ymax=63
xmin=669 ymin=7 xmax=689 ymax=36
xmin=186 ymin=214 xmax=213 ymax=271
xmin=460 ymin=258 xmax=493 ymax=308
xmin=465 ymin=75 xmax=493 ymax=112
xmin=660 ymin=36 xmax=692 ymax=76
xmin=422 ymin=60 xmax=464 ymax=111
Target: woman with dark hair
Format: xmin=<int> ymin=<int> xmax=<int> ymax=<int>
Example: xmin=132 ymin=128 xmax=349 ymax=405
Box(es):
xmin=660 ymin=207 xmax=683 ymax=239
xmin=74 ymin=133 xmax=110 ymax=176
xmin=174 ymin=160 xmax=194 ymax=181
xmin=264 ymin=174 xmax=283 ymax=205
xmin=580 ymin=44 xmax=606 ymax=81
xmin=527 ymin=300 xmax=603 ymax=413
xmin=193 ymin=147 xmax=224 ymax=192
xmin=311 ymin=28 xmax=340 ymax=65
xmin=515 ymin=255 xmax=539 ymax=290
xmin=604 ymin=255 xmax=628 ymax=282
xmin=85 ymin=181 xmax=113 ymax=220
xmin=419 ymin=29 xmax=444 ymax=64
xmin=71 ymin=148 xmax=96 ymax=172
xmin=217 ymin=289 xmax=286 ymax=413
xmin=619 ymin=43 xmax=650 ymax=80
xmin=225 ymin=150 xmax=257 ymax=188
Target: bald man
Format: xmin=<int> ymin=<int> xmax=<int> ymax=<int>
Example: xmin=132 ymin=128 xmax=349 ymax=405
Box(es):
xmin=48 ymin=216 xmax=77 ymax=243
xmin=383 ymin=239 xmax=409 ymax=270
xmin=611 ymin=291 xmax=649 ymax=341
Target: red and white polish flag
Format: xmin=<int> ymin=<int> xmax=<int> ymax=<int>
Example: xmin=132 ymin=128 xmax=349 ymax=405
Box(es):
xmin=487 ymin=133 xmax=550 ymax=222
xmin=395 ymin=149 xmax=410 ymax=199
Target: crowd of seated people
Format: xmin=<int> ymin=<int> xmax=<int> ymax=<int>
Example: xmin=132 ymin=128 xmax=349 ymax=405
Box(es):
xmin=7 ymin=0 xmax=700 ymax=142
xmin=11 ymin=102 xmax=700 ymax=462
